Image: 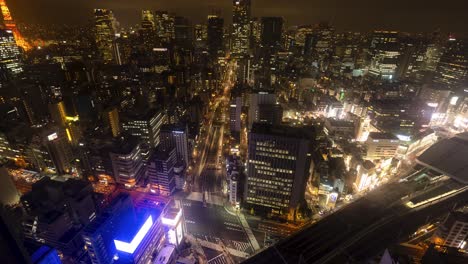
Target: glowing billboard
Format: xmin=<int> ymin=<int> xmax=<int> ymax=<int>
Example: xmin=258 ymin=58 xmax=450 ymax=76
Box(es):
xmin=114 ymin=215 xmax=153 ymax=254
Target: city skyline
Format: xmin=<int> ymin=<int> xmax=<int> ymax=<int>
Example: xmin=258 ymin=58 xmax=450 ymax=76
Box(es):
xmin=1 ymin=0 xmax=468 ymax=263
xmin=7 ymin=0 xmax=468 ymax=33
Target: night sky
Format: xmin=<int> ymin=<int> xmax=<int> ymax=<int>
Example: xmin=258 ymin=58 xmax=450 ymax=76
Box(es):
xmin=8 ymin=0 xmax=468 ymax=33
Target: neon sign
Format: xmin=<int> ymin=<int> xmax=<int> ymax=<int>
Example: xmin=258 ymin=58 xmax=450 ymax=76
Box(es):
xmin=114 ymin=215 xmax=153 ymax=254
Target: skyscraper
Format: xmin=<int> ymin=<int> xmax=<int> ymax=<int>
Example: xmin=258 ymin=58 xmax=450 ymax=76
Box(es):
xmin=155 ymin=11 xmax=175 ymax=43
xmin=248 ymin=92 xmax=282 ymax=129
xmin=45 ymin=130 xmax=73 ymax=175
xmin=94 ymin=9 xmax=117 ymax=63
xmin=0 ymin=29 xmax=22 ymax=79
xmin=159 ymin=124 xmax=190 ymax=168
xmin=261 ymin=17 xmax=283 ymax=49
xmin=48 ymin=100 xmax=67 ymax=127
xmin=232 ymin=0 xmax=251 ymax=58
xmin=141 ymin=10 xmax=155 ymax=31
xmin=207 ymin=15 xmax=224 ymax=60
xmin=122 ymin=109 xmax=166 ymax=148
xmin=369 ymin=30 xmax=400 ymax=80
xmin=246 ymin=124 xmax=312 ymax=219
xmin=435 ymin=37 xmax=467 ymax=90
xmin=109 ymin=137 xmax=145 ymax=187
xmin=102 ymin=107 xmax=120 ymax=138
xmin=147 ymin=147 xmax=177 ymax=196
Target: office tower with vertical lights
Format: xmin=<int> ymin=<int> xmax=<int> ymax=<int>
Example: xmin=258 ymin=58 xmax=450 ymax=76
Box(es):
xmin=246 ymin=124 xmax=312 ymax=218
xmin=0 ymin=29 xmax=22 ymax=79
xmin=94 ymin=9 xmax=117 ymax=63
xmin=232 ymin=0 xmax=251 ymax=58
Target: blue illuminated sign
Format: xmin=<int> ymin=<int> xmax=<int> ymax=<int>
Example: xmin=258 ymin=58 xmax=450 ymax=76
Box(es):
xmin=114 ymin=215 xmax=153 ymax=254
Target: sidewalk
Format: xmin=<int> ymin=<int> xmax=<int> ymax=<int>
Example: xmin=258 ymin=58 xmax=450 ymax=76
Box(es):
xmin=237 ymin=212 xmax=261 ymax=251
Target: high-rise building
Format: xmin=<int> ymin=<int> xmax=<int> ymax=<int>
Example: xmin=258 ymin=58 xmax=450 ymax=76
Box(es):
xmin=141 ymin=10 xmax=155 ymax=31
xmin=109 ymin=137 xmax=146 ymax=187
xmin=159 ymin=124 xmax=190 ymax=168
xmin=194 ymin=24 xmax=207 ymax=42
xmin=45 ymin=130 xmax=73 ymax=175
xmin=433 ymin=210 xmax=468 ymax=250
xmin=365 ymin=132 xmax=399 ymax=160
xmin=0 ymin=0 xmax=30 ymax=50
xmin=261 ymin=17 xmax=283 ymax=49
xmin=122 ymin=109 xmax=166 ymax=148
xmin=147 ymin=147 xmax=177 ymax=196
xmin=48 ymin=100 xmax=67 ymax=127
xmin=22 ymin=177 xmax=96 ymax=255
xmin=207 ymin=15 xmax=224 ymax=60
xmin=82 ymin=193 xmax=165 ymax=264
xmin=102 ymin=107 xmax=120 ymax=138
xmin=230 ymin=97 xmax=243 ymax=134
xmin=435 ymin=37 xmax=467 ymax=90
xmin=155 ymin=11 xmax=175 ymax=42
xmin=246 ymin=124 xmax=312 ymax=218
xmin=174 ymin=16 xmax=191 ymax=45
xmin=94 ymin=9 xmax=117 ymax=63
xmin=369 ymin=31 xmax=400 ymax=80
xmin=232 ymin=0 xmax=251 ymax=58
xmin=248 ymin=92 xmax=282 ymax=129
xmin=0 ymin=29 xmax=22 ymax=79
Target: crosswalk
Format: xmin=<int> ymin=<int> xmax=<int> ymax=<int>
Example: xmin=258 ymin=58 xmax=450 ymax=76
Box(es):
xmin=208 ymin=253 xmax=230 ymax=264
xmin=231 ymin=241 xmax=252 ymax=253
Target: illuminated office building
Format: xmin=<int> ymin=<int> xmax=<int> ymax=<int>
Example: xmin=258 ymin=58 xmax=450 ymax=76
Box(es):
xmin=232 ymin=0 xmax=251 ymax=58
xmin=94 ymin=9 xmax=117 ymax=63
xmin=155 ymin=11 xmax=175 ymax=42
xmin=122 ymin=109 xmax=165 ymax=148
xmin=432 ymin=210 xmax=468 ymax=250
xmin=45 ymin=130 xmax=73 ymax=175
xmin=82 ymin=193 xmax=165 ymax=264
xmin=159 ymin=124 xmax=189 ymax=168
xmin=0 ymin=29 xmax=22 ymax=78
xmin=194 ymin=24 xmax=207 ymax=42
xmin=246 ymin=124 xmax=312 ymax=218
xmin=141 ymin=10 xmax=155 ymax=31
xmin=369 ymin=31 xmax=400 ymax=80
xmin=109 ymin=137 xmax=145 ymax=187
xmin=207 ymin=15 xmax=224 ymax=60
xmin=435 ymin=37 xmax=467 ymax=90
xmin=365 ymin=132 xmax=399 ymax=160
xmin=147 ymin=147 xmax=177 ymax=196
xmin=230 ymin=97 xmax=243 ymax=134
xmin=161 ymin=208 xmax=185 ymax=246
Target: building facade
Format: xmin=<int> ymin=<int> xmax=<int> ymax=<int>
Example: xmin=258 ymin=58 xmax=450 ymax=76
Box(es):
xmin=246 ymin=124 xmax=312 ymax=218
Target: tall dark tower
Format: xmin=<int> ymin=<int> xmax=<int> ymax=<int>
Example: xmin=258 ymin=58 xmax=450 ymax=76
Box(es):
xmin=207 ymin=15 xmax=224 ymax=60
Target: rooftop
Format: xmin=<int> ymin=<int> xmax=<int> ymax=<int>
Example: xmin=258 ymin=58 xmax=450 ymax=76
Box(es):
xmin=368 ymin=132 xmax=399 ymax=140
xmin=417 ymin=132 xmax=468 ymax=184
xmin=250 ymin=123 xmax=314 ymax=140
